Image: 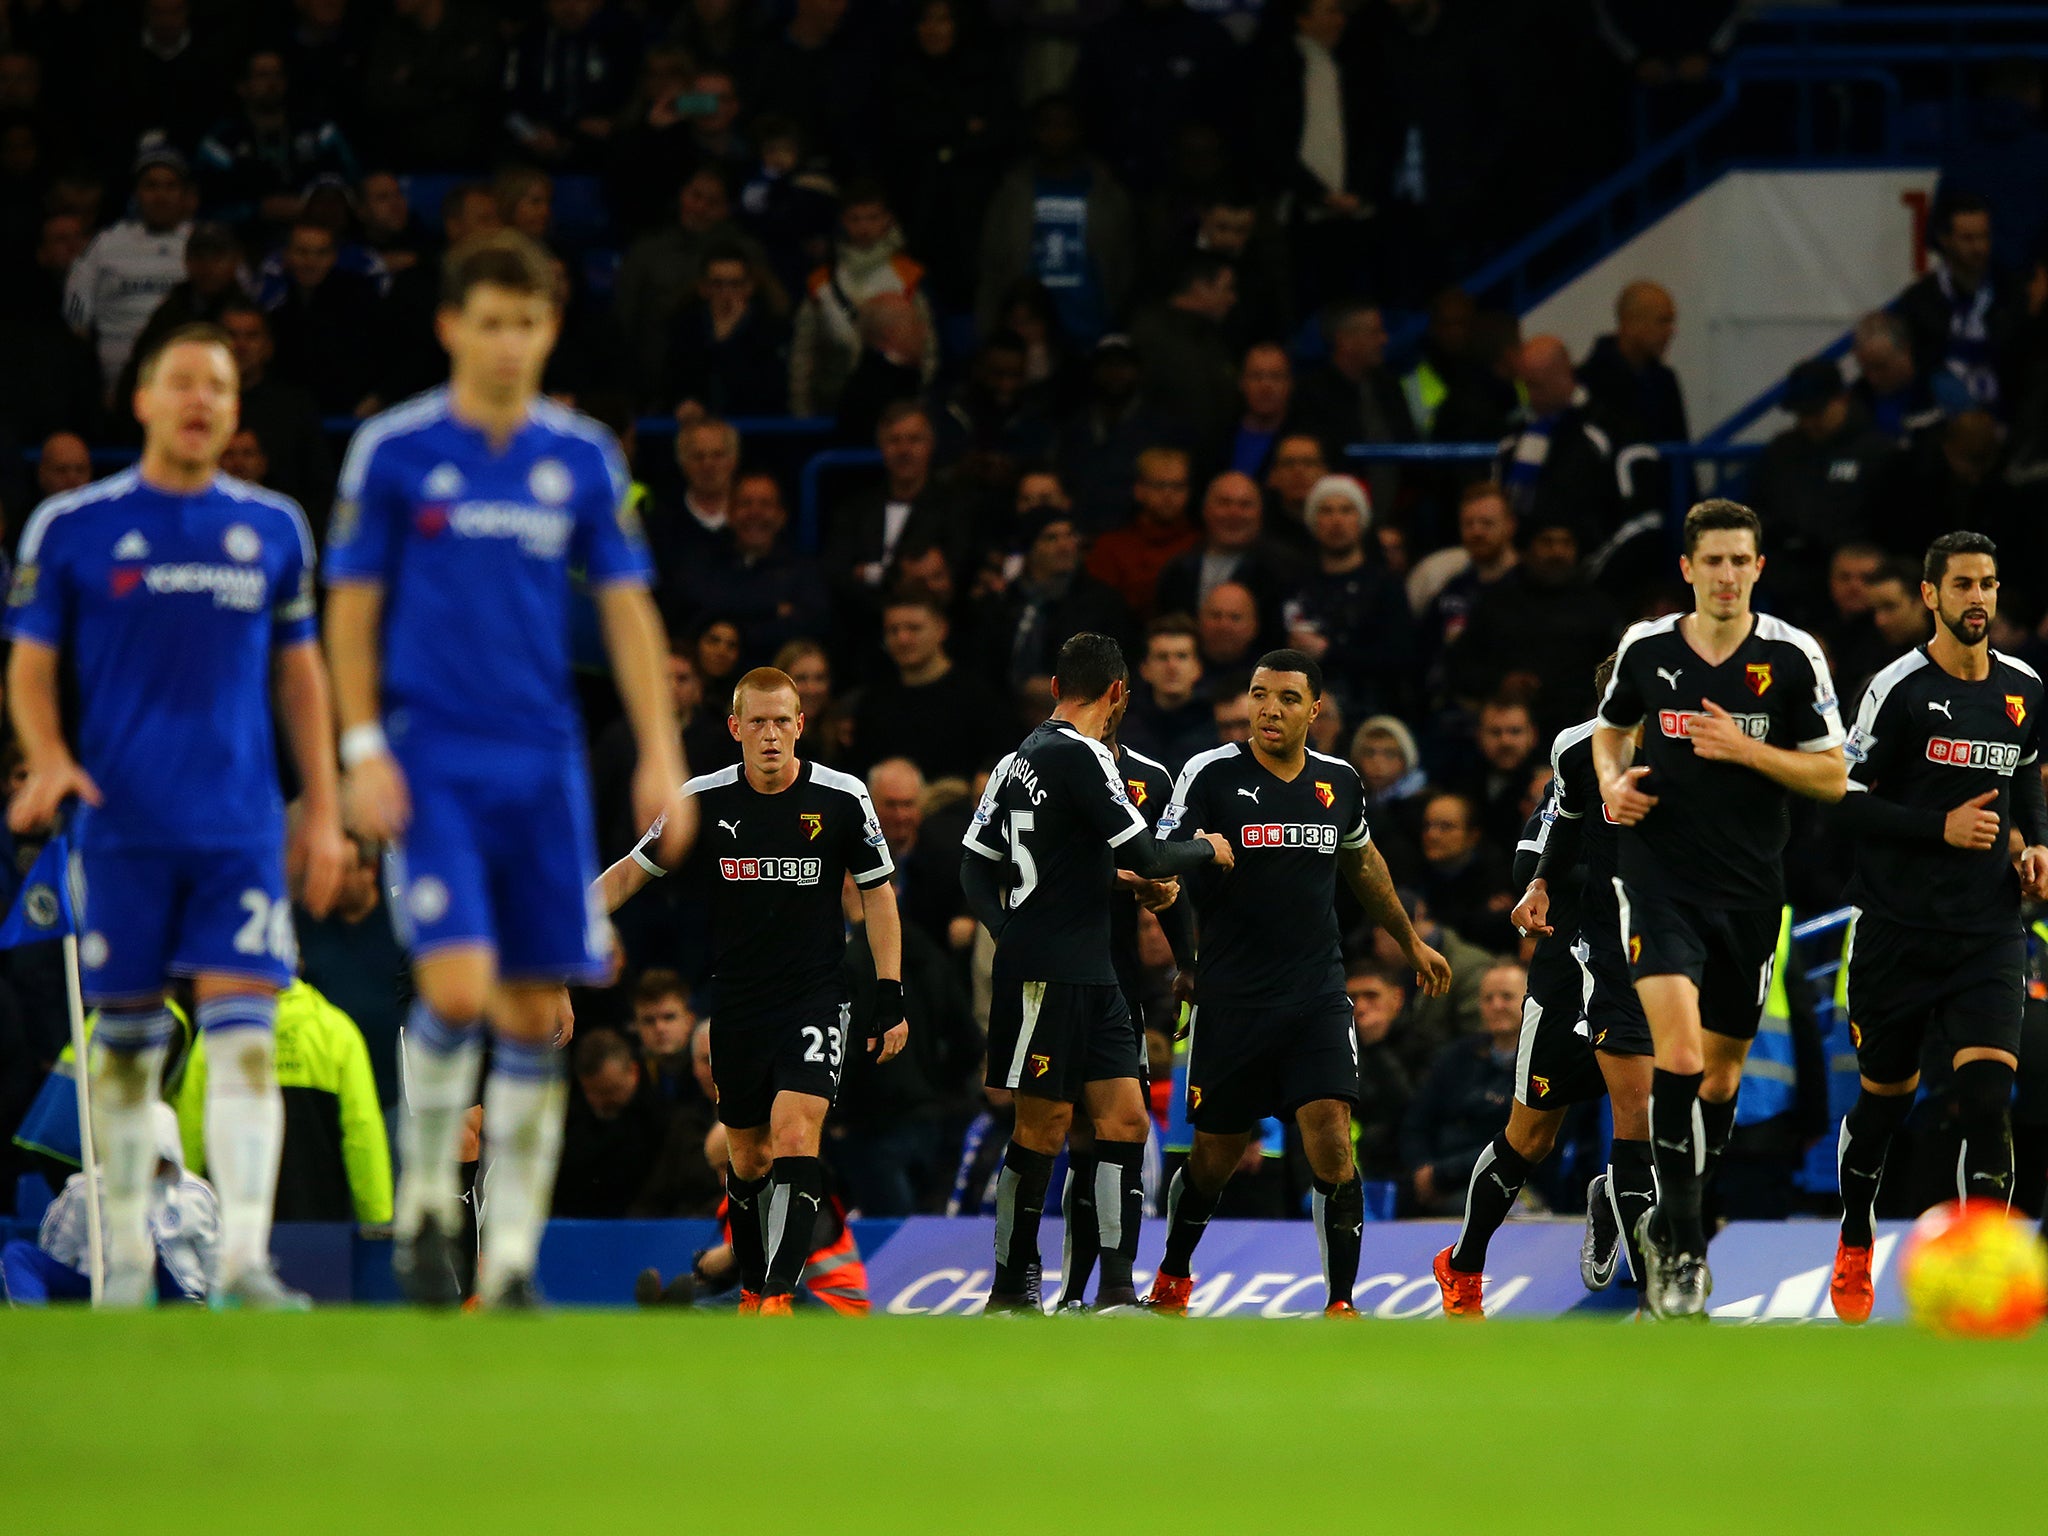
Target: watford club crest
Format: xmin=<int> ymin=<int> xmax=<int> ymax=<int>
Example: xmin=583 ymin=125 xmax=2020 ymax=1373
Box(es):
xmin=1745 ymin=663 xmax=1773 ymax=697
xmin=1530 ymin=1074 xmax=1550 ymax=1100
xmin=1188 ymin=1086 xmax=1203 ymax=1111
xmin=2008 ymin=695 xmax=2028 ymax=729
xmin=1313 ymin=780 xmax=1334 ymax=809
xmin=1125 ymin=778 xmax=1148 ymax=807
xmin=1629 ymin=934 xmax=1643 ymax=965
xmin=800 ymin=812 xmax=823 ymax=840
xmin=1850 ymin=1022 xmax=1863 ymax=1049
xmin=1030 ymin=1054 xmax=1051 ymax=1079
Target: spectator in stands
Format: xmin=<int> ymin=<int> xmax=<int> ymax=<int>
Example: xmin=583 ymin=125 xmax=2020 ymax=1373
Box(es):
xmin=32 ymin=433 xmax=91 ymax=508
xmin=606 ymin=50 xmax=719 ymax=237
xmin=852 ymin=590 xmax=1007 ymax=781
xmin=627 ymin=969 xmax=702 ymax=1107
xmin=692 ymin=615 xmax=745 ymax=703
xmin=1120 ymin=613 xmax=1215 ymax=771
xmin=379 ymin=180 xmax=502 ymax=400
xmin=1461 ymin=697 xmax=1542 ymax=855
xmin=976 ymin=504 xmax=1131 ymax=689
xmin=1872 ymin=409 xmax=2011 ymax=562
xmin=868 ymin=757 xmax=971 ymax=954
xmin=219 ymin=428 xmax=269 ymax=485
xmin=667 ymin=470 xmax=831 ymax=668
xmin=264 ymin=218 xmax=384 ymax=417
xmin=736 ymin=116 xmax=837 ymax=305
xmin=0 ymin=213 xmax=102 ymax=447
xmin=1255 ymin=0 xmax=1378 ymax=311
xmin=360 ymin=0 xmax=500 ymax=171
xmin=1431 ymin=306 xmax=1524 ymax=446
xmin=1398 ymin=288 xmax=1480 ymax=441
xmin=219 ymin=299 xmax=334 ymax=523
xmin=356 ymin=172 xmax=430 ymax=277
xmin=1365 ymin=894 xmax=1489 ymax=1076
xmin=195 ymin=48 xmax=356 ymax=238
xmin=501 ymin=0 xmax=638 ymax=169
xmin=993 ymin=279 xmax=1083 ymax=411
xmin=1578 ymin=280 xmax=1687 ymax=444
xmin=1748 ymin=357 xmax=1894 ymax=620
xmin=117 ymin=221 xmax=248 ymax=406
xmin=1347 ymin=961 xmax=1417 ymax=1182
xmin=661 ymin=242 xmax=789 ymax=417
xmin=1212 ymin=687 xmax=1252 ymax=744
xmin=1401 ymin=958 xmax=1525 ymax=1215
xmin=1262 ymin=431 xmax=1327 ymax=552
xmin=1447 ymin=514 xmax=1622 ymax=740
xmin=790 ymin=182 xmax=939 ymax=420
xmin=834 ymin=292 xmax=937 ymax=445
xmin=1415 ymin=790 xmax=1515 ymax=954
xmin=775 ymin=638 xmax=855 ymax=768
xmin=1894 ymin=192 xmax=2026 ymax=417
xmin=932 ymin=332 xmax=1054 ymax=500
xmin=1195 ymin=579 xmax=1262 ymax=690
xmin=1221 ymin=343 xmax=1300 ymax=482
xmin=65 ymin=148 xmax=195 ymax=401
xmin=1282 ymin=474 xmax=1412 ymax=719
xmin=1295 ymin=300 xmax=1416 ymax=519
xmin=99 ymin=0 xmax=231 ymax=159
xmin=493 ymin=165 xmax=554 ymax=244
xmin=1131 ymin=251 xmax=1241 ymax=450
xmin=1502 ymin=335 xmax=1643 ymax=551
xmin=617 ymin=167 xmax=763 ymax=399
xmin=1058 ymin=338 xmax=1187 ymax=535
xmin=296 ymin=833 xmax=406 ymax=1106
xmin=978 ymin=93 xmax=1135 ymax=346
xmin=648 ymin=415 xmax=737 ymax=583
xmin=1410 ymin=480 xmax=1518 ymax=649
xmin=826 ymin=402 xmax=970 ymax=646
xmin=553 ymin=1029 xmax=670 ymax=1219
xmin=1351 ymin=713 xmax=1429 ymax=854
xmin=1155 ymin=470 xmax=1301 ymax=641
xmin=1850 ymin=310 xmax=1941 ymax=444
xmin=751 ymin=0 xmax=879 ymax=176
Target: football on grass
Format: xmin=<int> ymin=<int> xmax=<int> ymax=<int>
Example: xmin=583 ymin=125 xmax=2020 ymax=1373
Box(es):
xmin=1900 ymin=1198 xmax=2048 ymax=1338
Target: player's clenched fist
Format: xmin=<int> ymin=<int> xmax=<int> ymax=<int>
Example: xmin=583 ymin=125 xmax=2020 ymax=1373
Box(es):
xmin=1943 ymin=790 xmax=2001 ymax=851
xmin=343 ymin=751 xmax=410 ymax=841
xmin=1599 ymin=765 xmax=1658 ymax=825
xmin=1196 ymin=829 xmax=1235 ymax=870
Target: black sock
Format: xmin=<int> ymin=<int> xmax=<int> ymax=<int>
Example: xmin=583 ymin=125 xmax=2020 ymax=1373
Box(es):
xmin=1450 ymin=1135 xmax=1532 ymax=1272
xmin=1837 ymin=1090 xmax=1913 ymax=1246
xmin=1954 ymin=1058 xmax=2017 ymax=1207
xmin=1609 ymin=1138 xmax=1656 ymax=1284
xmin=1698 ymin=1092 xmax=1738 ymax=1184
xmin=1057 ymin=1154 xmax=1099 ymax=1308
xmin=1650 ymin=1069 xmax=1706 ymax=1254
xmin=993 ymin=1142 xmax=1055 ymax=1297
xmin=1315 ymin=1175 xmax=1365 ymax=1307
xmin=1161 ymin=1167 xmax=1222 ymax=1278
xmin=726 ymin=1171 xmax=769 ymax=1294
xmin=763 ymin=1156 xmax=823 ymax=1297
xmin=1091 ymin=1139 xmax=1145 ymax=1302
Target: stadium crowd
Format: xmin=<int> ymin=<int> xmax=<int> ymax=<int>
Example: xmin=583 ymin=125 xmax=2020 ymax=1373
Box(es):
xmin=4 ymin=2 xmax=2048 ymax=1241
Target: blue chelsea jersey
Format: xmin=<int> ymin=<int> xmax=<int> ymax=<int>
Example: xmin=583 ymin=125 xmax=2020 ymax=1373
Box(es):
xmin=4 ymin=468 xmax=317 ymax=852
xmin=323 ymin=389 xmax=654 ymax=752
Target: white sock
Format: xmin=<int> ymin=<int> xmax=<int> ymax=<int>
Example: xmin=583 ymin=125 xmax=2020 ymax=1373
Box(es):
xmin=199 ymin=997 xmax=284 ymax=1284
xmin=90 ymin=1011 xmax=172 ymax=1276
xmin=479 ymin=1035 xmax=565 ymax=1290
xmin=397 ymin=1001 xmax=484 ymax=1236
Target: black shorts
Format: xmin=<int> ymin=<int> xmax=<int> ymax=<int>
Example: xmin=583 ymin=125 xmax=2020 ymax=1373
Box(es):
xmin=1515 ymin=934 xmax=1654 ymax=1111
xmin=1184 ymin=993 xmax=1358 ymax=1135
xmin=710 ymin=998 xmax=849 ymax=1128
xmin=1579 ymin=931 xmax=1653 ymax=1056
xmin=1844 ymin=913 xmax=2025 ymax=1085
xmin=986 ymin=979 xmax=1139 ymax=1103
xmin=1616 ymin=881 xmax=1781 ymax=1041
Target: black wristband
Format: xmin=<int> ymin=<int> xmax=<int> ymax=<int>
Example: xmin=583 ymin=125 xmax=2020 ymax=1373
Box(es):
xmin=873 ymin=978 xmax=905 ymax=1033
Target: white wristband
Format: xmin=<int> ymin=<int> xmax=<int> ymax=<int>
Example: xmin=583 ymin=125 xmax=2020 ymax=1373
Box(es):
xmin=339 ymin=724 xmax=389 ymax=769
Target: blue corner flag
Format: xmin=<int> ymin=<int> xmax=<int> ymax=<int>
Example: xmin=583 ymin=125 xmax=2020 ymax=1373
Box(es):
xmin=0 ymin=834 xmax=75 ymax=948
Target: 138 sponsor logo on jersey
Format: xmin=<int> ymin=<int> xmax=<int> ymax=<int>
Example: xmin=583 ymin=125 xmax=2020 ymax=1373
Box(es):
xmin=1658 ymin=709 xmax=1769 ymax=741
xmin=1925 ymin=736 xmax=2024 ymax=774
xmin=720 ymin=856 xmax=824 ymax=884
xmin=1239 ymin=822 xmax=1339 ymax=851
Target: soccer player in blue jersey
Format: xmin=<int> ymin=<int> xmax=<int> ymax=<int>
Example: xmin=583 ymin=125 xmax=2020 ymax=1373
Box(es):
xmin=324 ymin=233 xmax=689 ymax=1308
xmin=6 ymin=323 xmax=348 ymax=1309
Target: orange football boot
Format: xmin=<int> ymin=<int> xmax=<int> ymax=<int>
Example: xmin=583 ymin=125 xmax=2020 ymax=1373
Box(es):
xmin=1141 ymin=1273 xmax=1194 ymax=1316
xmin=1433 ymin=1247 xmax=1485 ymax=1319
xmin=1830 ymin=1239 xmax=1874 ymax=1325
xmin=738 ymin=1289 xmax=762 ymax=1317
xmin=1324 ymin=1300 xmax=1364 ymax=1320
xmin=756 ymin=1293 xmax=794 ymax=1317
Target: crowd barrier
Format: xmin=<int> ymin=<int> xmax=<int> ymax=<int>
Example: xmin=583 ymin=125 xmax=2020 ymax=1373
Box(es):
xmin=239 ymin=1215 xmax=1911 ymax=1321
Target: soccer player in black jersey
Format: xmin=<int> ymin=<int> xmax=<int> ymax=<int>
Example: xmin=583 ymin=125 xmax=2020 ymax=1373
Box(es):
xmin=594 ymin=667 xmax=906 ymax=1316
xmin=1141 ymin=649 xmax=1452 ymax=1317
xmin=1434 ymin=656 xmax=1657 ymax=1318
xmin=960 ymin=634 xmax=1230 ymax=1312
xmin=1054 ymin=732 xmax=1179 ymax=1311
xmin=1594 ymin=500 xmax=1847 ymax=1319
xmin=1827 ymin=530 xmax=2048 ymax=1322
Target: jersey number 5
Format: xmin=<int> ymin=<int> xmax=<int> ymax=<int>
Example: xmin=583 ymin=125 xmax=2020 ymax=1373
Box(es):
xmin=1007 ymin=810 xmax=1039 ymax=908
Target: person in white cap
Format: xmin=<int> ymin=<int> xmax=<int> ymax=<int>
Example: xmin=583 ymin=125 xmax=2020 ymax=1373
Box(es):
xmin=1282 ymin=474 xmax=1414 ymax=720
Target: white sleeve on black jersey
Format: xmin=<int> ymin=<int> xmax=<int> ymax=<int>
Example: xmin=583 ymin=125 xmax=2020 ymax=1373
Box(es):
xmin=961 ymin=752 xmax=1014 ymax=861
xmin=1759 ymin=615 xmax=1845 ymax=752
xmin=1316 ymin=754 xmax=1370 ymax=849
xmin=1598 ymin=619 xmax=1665 ymax=729
xmin=1075 ymin=734 xmax=1148 ymax=847
xmin=628 ymin=768 xmax=734 ymax=875
xmin=1158 ymin=745 xmax=1234 ymax=839
xmin=1843 ymin=651 xmax=1929 ymax=792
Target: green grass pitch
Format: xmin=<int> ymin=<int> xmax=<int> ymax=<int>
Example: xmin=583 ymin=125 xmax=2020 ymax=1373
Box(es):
xmin=5 ymin=1310 xmax=2044 ymax=1533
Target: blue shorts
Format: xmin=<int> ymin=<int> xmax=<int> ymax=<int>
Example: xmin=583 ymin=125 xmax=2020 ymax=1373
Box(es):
xmin=387 ymin=740 xmax=609 ymax=983
xmin=72 ymin=842 xmax=295 ymax=1005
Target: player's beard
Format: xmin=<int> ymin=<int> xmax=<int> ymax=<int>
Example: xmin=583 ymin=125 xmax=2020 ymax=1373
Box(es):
xmin=1940 ymin=604 xmax=1989 ymax=645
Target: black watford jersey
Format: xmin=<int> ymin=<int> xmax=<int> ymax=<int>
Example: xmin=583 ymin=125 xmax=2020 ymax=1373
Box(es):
xmin=632 ymin=759 xmax=893 ymax=1014
xmin=1110 ymin=744 xmax=1177 ymax=992
xmin=1844 ymin=646 xmax=2045 ymax=933
xmin=1599 ymin=612 xmax=1843 ymax=908
xmin=964 ymin=719 xmax=1149 ymax=985
xmin=1545 ymin=717 xmax=1622 ymax=948
xmin=1158 ymin=743 xmax=1370 ymax=1008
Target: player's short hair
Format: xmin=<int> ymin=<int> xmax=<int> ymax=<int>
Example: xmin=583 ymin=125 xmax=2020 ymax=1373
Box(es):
xmin=1923 ymin=530 xmax=1998 ymax=587
xmin=1681 ymin=498 xmax=1762 ymax=557
xmin=573 ymin=1028 xmax=637 ymax=1078
xmin=633 ymin=968 xmax=687 ymax=1010
xmin=1594 ymin=651 xmax=1618 ymax=700
xmin=1054 ymin=632 xmax=1128 ymax=704
xmin=730 ymin=665 xmax=800 ymax=717
xmin=1252 ymin=647 xmax=1324 ymax=700
xmin=135 ymin=321 xmax=236 ymax=385
xmin=441 ymin=229 xmax=555 ymax=310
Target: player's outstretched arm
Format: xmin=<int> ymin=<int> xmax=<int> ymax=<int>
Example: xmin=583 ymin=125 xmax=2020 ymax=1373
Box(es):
xmin=1340 ymin=841 xmax=1452 ymax=996
xmin=591 ymin=851 xmax=656 ymax=914
xmin=4 ymin=638 xmax=100 ymax=833
xmin=273 ymin=641 xmax=349 ymax=919
xmin=1687 ymin=700 xmax=1847 ymax=802
xmin=858 ymin=881 xmax=909 ymax=1062
xmin=959 ymin=847 xmax=1009 ymax=935
xmin=1115 ymin=827 xmax=1231 ymax=879
xmin=1592 ymin=723 xmax=1656 ymax=825
xmin=324 ymin=580 xmax=411 ymax=840
xmin=595 ymin=585 xmax=695 ymax=864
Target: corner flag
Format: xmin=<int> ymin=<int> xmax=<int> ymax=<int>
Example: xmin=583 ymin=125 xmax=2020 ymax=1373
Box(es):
xmin=0 ymin=833 xmax=74 ymax=948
